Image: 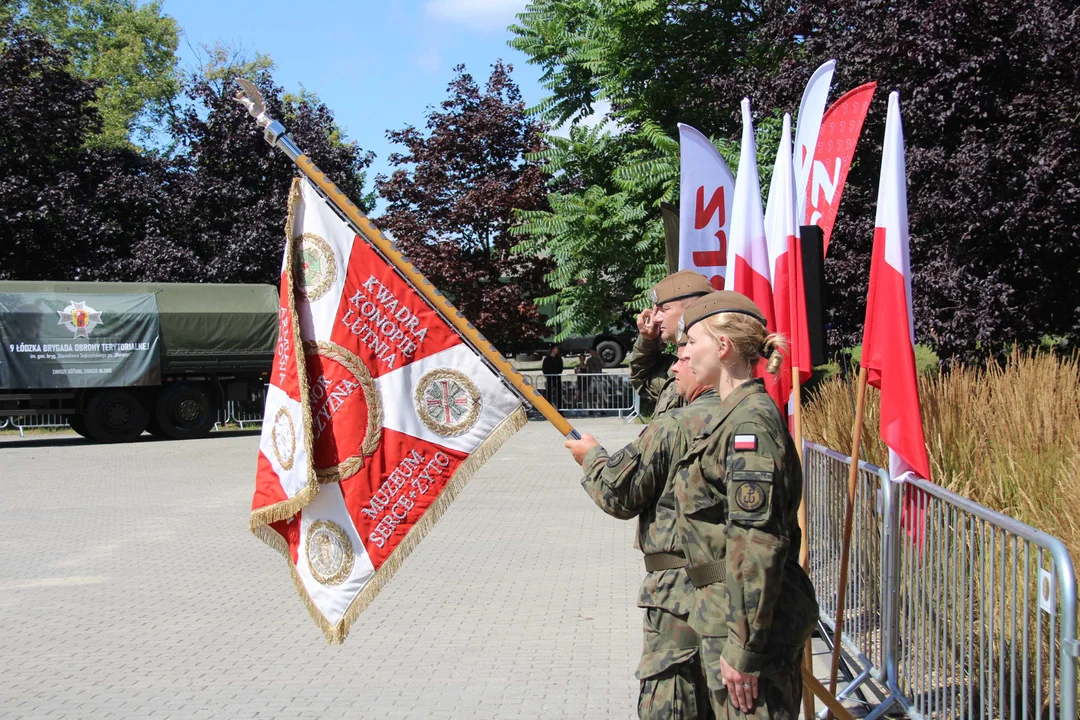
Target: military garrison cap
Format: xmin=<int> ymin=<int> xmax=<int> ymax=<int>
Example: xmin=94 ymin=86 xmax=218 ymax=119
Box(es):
xmin=649 ymin=270 xmax=714 ymax=306
xmin=679 ymin=291 xmax=767 ymax=339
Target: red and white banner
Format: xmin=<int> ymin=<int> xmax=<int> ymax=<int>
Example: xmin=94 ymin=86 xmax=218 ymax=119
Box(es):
xmin=252 ymin=179 xmax=526 ymax=642
xmin=764 ymin=114 xmax=813 ymax=413
xmin=793 ymin=60 xmax=836 ymax=225
xmin=726 ymin=98 xmax=782 ymax=409
xmin=805 ymin=82 xmax=877 ymax=253
xmin=678 ymin=123 xmax=735 ymax=290
xmin=859 ymin=92 xmax=931 ymax=542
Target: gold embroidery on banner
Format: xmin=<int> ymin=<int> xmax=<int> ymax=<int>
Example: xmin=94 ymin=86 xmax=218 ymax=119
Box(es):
xmin=271 ymin=406 xmax=296 ymax=471
xmin=305 ymin=519 xmax=355 ymax=586
xmin=304 ymin=340 xmax=383 ymax=484
xmin=249 ymin=178 xmax=320 ymax=529
xmin=294 ymin=232 xmax=337 ymax=302
xmin=414 ymin=368 xmax=482 ymax=437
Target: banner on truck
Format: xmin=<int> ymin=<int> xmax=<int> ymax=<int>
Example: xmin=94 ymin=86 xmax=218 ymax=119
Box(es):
xmin=0 ymin=292 xmax=161 ymax=389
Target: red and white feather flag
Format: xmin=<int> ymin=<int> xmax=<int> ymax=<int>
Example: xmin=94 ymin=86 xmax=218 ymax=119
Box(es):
xmin=252 ymin=179 xmax=526 ymax=642
xmin=726 ymin=98 xmax=783 ymax=409
xmin=793 ymin=60 xmax=836 ymax=225
xmin=764 ymin=114 xmax=813 ymax=415
xmin=860 ymin=92 xmax=931 ymax=543
xmin=678 ymin=123 xmax=735 ymax=290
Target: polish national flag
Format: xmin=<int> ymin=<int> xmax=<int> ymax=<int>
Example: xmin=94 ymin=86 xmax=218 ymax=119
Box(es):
xmin=764 ymin=114 xmax=813 ymax=414
xmin=726 ymin=98 xmax=782 ymax=409
xmin=860 ymin=91 xmax=931 ymax=543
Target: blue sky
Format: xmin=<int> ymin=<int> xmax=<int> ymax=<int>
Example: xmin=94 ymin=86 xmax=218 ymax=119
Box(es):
xmin=163 ymin=0 xmax=548 ymax=200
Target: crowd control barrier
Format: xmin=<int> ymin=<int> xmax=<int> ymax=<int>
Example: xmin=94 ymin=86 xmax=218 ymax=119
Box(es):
xmin=803 ymin=441 xmax=1078 ymax=720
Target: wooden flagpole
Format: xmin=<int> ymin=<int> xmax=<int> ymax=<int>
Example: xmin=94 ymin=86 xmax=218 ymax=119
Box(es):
xmin=791 ymin=367 xmax=816 ymax=720
xmin=825 ymin=365 xmax=869 ymax=717
xmin=233 ymin=79 xmax=579 ymax=440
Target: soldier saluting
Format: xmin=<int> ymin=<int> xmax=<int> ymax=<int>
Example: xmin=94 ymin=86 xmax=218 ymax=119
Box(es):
xmin=675 ymin=291 xmax=818 ymax=719
xmin=628 ymin=271 xmax=714 ymax=419
xmin=564 ymin=342 xmax=715 ymax=719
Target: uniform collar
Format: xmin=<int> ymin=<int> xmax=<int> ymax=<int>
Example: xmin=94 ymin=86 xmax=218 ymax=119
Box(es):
xmin=693 ymin=379 xmax=766 ymax=438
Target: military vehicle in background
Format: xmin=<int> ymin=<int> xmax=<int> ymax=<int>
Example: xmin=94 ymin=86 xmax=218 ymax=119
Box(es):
xmin=0 ymin=281 xmax=277 ymax=443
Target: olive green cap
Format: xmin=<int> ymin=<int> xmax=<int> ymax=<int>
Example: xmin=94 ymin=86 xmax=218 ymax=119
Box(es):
xmin=648 ymin=270 xmax=714 ymax=307
xmin=678 ymin=290 xmax=767 ymax=339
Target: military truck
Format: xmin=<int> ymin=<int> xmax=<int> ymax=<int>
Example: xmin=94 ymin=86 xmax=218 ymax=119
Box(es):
xmin=0 ymin=281 xmax=277 ymax=443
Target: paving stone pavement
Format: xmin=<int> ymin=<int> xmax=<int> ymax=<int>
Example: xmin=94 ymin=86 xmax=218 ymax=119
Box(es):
xmin=0 ymin=418 xmax=846 ymax=720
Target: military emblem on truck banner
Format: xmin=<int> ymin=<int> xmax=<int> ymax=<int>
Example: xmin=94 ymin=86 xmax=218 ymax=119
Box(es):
xmin=295 ymin=232 xmax=338 ymax=302
xmin=414 ymin=368 xmax=482 ymax=437
xmin=57 ymin=301 xmax=103 ymax=338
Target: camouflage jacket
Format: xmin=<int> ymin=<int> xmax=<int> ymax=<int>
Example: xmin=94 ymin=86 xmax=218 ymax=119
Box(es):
xmin=626 ymin=335 xmax=684 ymax=418
xmin=580 ymin=390 xmax=718 ymax=615
xmin=673 ymin=379 xmax=819 ymax=675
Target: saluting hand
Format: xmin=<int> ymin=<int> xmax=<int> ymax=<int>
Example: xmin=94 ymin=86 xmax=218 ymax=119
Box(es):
xmin=719 ymin=657 xmax=758 ymax=712
xmin=564 ymin=433 xmax=599 ymax=466
xmin=636 ymin=308 xmax=659 ymax=340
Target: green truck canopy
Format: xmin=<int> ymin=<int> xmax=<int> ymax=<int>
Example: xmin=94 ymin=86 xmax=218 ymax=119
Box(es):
xmin=0 ymin=281 xmax=278 ymax=360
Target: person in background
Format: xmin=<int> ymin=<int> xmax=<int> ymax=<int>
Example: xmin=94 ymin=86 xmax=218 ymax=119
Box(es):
xmin=541 ymin=344 xmax=564 ymax=409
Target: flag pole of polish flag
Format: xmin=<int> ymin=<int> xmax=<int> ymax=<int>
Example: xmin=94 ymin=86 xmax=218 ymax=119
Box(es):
xmin=764 ymin=114 xmax=813 ymax=413
xmin=726 ymin=98 xmax=782 ymax=409
xmin=252 ymin=178 xmax=526 ymax=643
xmin=804 ymin=82 xmax=877 ymax=253
xmin=860 ymin=91 xmax=932 ymax=542
xmin=793 ymin=60 xmax=836 ymax=225
xmin=678 ymin=123 xmax=735 ymax=290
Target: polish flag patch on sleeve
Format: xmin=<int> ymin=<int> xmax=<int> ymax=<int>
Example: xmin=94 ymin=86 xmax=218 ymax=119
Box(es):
xmin=734 ymin=434 xmax=758 ymax=451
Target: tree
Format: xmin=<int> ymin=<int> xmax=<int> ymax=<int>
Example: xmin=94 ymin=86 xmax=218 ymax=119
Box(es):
xmin=747 ymin=0 xmax=1080 ymax=360
xmin=511 ymin=0 xmax=1080 ymax=361
xmin=0 ymin=23 xmax=162 ymax=281
xmin=376 ymin=62 xmax=551 ymax=353
xmin=1 ymin=0 xmax=180 ymax=148
xmin=134 ymin=51 xmax=375 ymax=285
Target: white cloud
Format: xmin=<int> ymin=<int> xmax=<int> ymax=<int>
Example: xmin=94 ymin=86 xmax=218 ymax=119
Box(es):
xmin=549 ymin=99 xmax=620 ymax=138
xmin=424 ymin=0 xmax=530 ymax=30
xmin=413 ymin=47 xmax=442 ymax=73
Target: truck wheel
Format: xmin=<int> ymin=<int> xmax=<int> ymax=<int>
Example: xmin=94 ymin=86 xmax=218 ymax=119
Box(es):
xmin=155 ymin=383 xmax=216 ymax=440
xmin=595 ymin=339 xmax=625 ymax=368
xmin=83 ymin=390 xmax=149 ymax=443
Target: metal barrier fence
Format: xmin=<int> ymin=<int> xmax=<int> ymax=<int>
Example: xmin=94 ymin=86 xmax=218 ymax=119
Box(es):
xmin=804 ymin=441 xmax=1079 ymax=720
xmin=520 ymin=371 xmax=638 ymax=418
xmin=1 ymin=412 xmax=71 ymax=436
xmin=804 ymin=443 xmax=890 ymax=698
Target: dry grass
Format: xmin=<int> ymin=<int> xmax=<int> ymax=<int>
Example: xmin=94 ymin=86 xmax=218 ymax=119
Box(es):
xmin=803 ymin=348 xmax=1080 ymax=564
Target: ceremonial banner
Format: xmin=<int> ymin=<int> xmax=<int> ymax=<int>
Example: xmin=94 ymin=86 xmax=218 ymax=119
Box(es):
xmin=805 ymin=82 xmax=877 ymax=253
xmin=726 ymin=98 xmax=782 ymax=410
xmin=793 ymin=60 xmax=836 ymax=225
xmin=860 ymin=92 xmax=931 ymax=543
xmin=764 ymin=115 xmax=813 ymax=411
xmin=252 ymin=179 xmax=526 ymax=642
xmin=678 ymin=123 xmax=735 ymax=290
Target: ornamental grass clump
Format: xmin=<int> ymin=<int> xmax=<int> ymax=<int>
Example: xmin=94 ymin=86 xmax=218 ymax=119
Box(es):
xmin=803 ymin=348 xmax=1080 ymax=557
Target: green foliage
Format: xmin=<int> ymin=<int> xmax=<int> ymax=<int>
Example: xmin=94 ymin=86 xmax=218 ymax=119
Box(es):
xmin=513 ymin=113 xmax=781 ymax=339
xmin=2 ymin=0 xmax=180 ymax=149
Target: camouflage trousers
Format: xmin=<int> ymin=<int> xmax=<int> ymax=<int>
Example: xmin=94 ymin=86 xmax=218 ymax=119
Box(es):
xmin=700 ymin=638 xmax=803 ymax=720
xmin=637 ymin=607 xmax=714 ymax=720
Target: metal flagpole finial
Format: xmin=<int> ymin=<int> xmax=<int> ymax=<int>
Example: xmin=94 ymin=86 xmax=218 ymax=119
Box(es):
xmin=233 ymin=77 xmax=292 ymax=151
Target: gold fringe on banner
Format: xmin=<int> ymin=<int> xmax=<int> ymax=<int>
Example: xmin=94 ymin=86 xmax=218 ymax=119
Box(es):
xmin=253 ymin=406 xmax=529 ymax=644
xmin=249 ymin=179 xmax=320 ymax=529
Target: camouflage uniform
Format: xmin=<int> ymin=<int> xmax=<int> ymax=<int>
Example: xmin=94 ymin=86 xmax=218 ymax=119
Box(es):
xmin=581 ymin=392 xmax=718 ymax=719
xmin=673 ymin=379 xmax=819 ymax=719
xmin=627 ymin=335 xmax=684 ymax=419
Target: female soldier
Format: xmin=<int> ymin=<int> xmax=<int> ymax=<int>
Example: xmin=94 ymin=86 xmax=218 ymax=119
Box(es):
xmin=675 ymin=291 xmax=818 ymax=719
